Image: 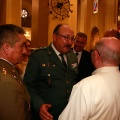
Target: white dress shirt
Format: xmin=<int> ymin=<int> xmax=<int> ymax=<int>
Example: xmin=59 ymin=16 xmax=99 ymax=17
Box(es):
xmin=51 ymin=43 xmax=67 ymax=64
xmin=59 ymin=66 xmax=120 ymax=120
xmin=73 ymin=49 xmax=82 ymax=64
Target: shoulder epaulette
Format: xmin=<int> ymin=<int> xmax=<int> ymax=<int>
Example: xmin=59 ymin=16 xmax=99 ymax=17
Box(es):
xmin=39 ymin=46 xmax=47 ymax=49
xmin=33 ymin=46 xmax=47 ymax=52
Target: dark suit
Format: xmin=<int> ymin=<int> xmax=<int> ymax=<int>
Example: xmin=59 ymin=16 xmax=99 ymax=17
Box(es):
xmin=77 ymin=50 xmax=95 ymax=82
xmin=0 ymin=59 xmax=31 ymax=120
xmin=24 ymin=44 xmax=78 ymax=120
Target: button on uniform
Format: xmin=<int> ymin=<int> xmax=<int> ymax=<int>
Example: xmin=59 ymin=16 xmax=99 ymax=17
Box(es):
xmin=66 ymin=80 xmax=69 ymax=84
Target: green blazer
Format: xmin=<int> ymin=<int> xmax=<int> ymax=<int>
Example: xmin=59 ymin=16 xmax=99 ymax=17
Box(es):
xmin=0 ymin=59 xmax=31 ymax=120
xmin=24 ymin=44 xmax=78 ymax=120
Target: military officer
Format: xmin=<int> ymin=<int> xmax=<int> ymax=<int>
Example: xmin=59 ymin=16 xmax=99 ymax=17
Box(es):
xmin=24 ymin=23 xmax=78 ymax=120
xmin=0 ymin=24 xmax=31 ymax=120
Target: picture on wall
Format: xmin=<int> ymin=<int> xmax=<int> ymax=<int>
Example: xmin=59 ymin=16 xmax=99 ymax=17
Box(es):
xmin=93 ymin=0 xmax=98 ymax=14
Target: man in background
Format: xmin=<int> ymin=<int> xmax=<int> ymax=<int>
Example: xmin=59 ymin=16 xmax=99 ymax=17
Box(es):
xmin=24 ymin=23 xmax=78 ymax=120
xmin=0 ymin=24 xmax=31 ymax=120
xmin=59 ymin=37 xmax=120 ymax=120
xmin=73 ymin=32 xmax=94 ymax=82
xmin=104 ymin=28 xmax=120 ymax=39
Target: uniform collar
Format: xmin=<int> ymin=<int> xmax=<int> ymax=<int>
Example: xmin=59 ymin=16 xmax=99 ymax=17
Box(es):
xmin=0 ymin=58 xmax=15 ymax=68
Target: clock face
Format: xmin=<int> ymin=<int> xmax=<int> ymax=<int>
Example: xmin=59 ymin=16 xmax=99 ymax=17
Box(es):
xmin=50 ymin=0 xmax=72 ymax=20
xmin=21 ymin=9 xmax=28 ymax=18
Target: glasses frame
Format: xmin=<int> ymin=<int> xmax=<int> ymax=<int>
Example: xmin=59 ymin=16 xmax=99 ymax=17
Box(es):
xmin=56 ymin=33 xmax=75 ymax=42
xmin=91 ymin=49 xmax=100 ymax=56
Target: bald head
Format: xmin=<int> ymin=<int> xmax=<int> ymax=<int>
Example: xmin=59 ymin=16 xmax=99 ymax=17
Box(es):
xmin=53 ymin=23 xmax=74 ymax=54
xmin=100 ymin=37 xmax=120 ymax=53
xmin=93 ymin=37 xmax=120 ymax=67
xmin=53 ymin=23 xmax=73 ymax=34
xmin=104 ymin=29 xmax=120 ymax=39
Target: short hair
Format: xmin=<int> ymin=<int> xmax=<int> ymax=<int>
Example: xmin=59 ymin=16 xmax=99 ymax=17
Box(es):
xmin=76 ymin=32 xmax=87 ymax=39
xmin=94 ymin=37 xmax=120 ymax=65
xmin=0 ymin=24 xmax=25 ymax=48
xmin=53 ymin=23 xmax=64 ymax=34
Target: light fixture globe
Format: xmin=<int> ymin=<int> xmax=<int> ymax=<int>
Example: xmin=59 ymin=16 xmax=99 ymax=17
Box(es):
xmin=21 ymin=9 xmax=28 ymax=18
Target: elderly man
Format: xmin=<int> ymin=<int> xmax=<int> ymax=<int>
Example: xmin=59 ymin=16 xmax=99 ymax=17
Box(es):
xmin=59 ymin=37 xmax=120 ymax=120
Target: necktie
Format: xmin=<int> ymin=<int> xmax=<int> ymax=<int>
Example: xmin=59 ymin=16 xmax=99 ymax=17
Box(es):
xmin=59 ymin=54 xmax=67 ymax=67
xmin=76 ymin=52 xmax=79 ymax=64
xmin=76 ymin=52 xmax=78 ymax=56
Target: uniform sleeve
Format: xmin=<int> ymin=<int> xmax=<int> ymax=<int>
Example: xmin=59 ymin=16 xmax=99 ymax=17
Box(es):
xmin=58 ymin=79 xmax=94 ymax=120
xmin=23 ymin=51 xmax=44 ymax=113
xmin=0 ymin=81 xmax=28 ymax=120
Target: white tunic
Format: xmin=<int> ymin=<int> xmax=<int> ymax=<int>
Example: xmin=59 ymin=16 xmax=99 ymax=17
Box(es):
xmin=59 ymin=66 xmax=120 ymax=120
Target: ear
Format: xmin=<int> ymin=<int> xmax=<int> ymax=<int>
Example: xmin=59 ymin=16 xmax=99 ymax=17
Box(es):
xmin=2 ymin=43 xmax=11 ymax=55
xmin=94 ymin=50 xmax=100 ymax=60
xmin=92 ymin=50 xmax=101 ymax=68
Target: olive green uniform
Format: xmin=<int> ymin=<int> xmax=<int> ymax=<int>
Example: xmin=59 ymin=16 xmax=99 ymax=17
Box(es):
xmin=24 ymin=44 xmax=78 ymax=120
xmin=0 ymin=59 xmax=31 ymax=120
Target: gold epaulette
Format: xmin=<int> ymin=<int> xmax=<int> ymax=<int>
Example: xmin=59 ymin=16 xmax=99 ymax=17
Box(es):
xmin=33 ymin=46 xmax=47 ymax=52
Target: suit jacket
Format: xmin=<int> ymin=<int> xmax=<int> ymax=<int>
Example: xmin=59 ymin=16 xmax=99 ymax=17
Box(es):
xmin=24 ymin=44 xmax=78 ymax=120
xmin=77 ymin=50 xmax=95 ymax=82
xmin=0 ymin=59 xmax=31 ymax=120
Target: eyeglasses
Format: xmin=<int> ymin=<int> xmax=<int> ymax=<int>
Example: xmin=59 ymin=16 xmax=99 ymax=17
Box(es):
xmin=91 ymin=49 xmax=100 ymax=56
xmin=56 ymin=33 xmax=75 ymax=41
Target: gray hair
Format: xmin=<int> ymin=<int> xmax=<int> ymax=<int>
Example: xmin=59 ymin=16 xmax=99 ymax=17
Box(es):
xmin=94 ymin=37 xmax=120 ymax=65
xmin=0 ymin=24 xmax=25 ymax=48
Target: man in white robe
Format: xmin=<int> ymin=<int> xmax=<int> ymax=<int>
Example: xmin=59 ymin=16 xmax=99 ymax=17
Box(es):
xmin=59 ymin=37 xmax=120 ymax=120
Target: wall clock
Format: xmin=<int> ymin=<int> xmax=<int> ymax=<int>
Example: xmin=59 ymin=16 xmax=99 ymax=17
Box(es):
xmin=49 ymin=0 xmax=73 ymax=20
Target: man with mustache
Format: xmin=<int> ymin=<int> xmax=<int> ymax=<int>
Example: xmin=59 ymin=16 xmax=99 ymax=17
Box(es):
xmin=24 ymin=23 xmax=78 ymax=120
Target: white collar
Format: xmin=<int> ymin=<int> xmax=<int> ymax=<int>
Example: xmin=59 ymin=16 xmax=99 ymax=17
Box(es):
xmin=51 ymin=43 xmax=61 ymax=56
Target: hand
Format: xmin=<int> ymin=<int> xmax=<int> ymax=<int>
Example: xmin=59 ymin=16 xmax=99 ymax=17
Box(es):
xmin=39 ymin=104 xmax=53 ymax=120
